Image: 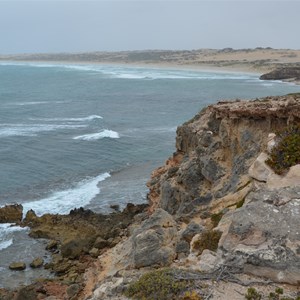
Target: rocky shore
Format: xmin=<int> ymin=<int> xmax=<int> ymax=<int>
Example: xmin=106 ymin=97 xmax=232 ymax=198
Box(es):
xmin=1 ymin=94 xmax=300 ymax=299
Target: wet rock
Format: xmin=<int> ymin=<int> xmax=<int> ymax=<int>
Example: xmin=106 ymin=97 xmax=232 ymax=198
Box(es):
xmin=0 ymin=204 xmax=23 ymax=223
xmin=9 ymin=262 xmax=26 ymax=271
xmin=46 ymin=240 xmax=58 ymax=251
xmin=30 ymin=257 xmax=44 ymax=268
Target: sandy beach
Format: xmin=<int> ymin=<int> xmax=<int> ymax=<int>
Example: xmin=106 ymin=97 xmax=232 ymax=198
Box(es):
xmin=1 ymin=48 xmax=300 ymax=76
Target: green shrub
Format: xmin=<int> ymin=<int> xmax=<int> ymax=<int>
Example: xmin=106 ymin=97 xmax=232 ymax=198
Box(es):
xmin=124 ymin=268 xmax=191 ymax=300
xmin=193 ymin=230 xmax=222 ymax=255
xmin=181 ymin=290 xmax=203 ymax=300
xmin=245 ymin=287 xmax=262 ymax=300
xmin=266 ymin=125 xmax=300 ymax=174
xmin=236 ymin=197 xmax=246 ymax=208
xmin=210 ymin=212 xmax=224 ymax=227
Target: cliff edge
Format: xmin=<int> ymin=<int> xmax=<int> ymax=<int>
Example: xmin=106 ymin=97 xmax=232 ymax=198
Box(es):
xmin=85 ymin=94 xmax=300 ymax=299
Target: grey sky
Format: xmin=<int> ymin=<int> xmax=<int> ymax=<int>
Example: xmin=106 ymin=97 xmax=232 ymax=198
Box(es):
xmin=0 ymin=0 xmax=299 ymax=54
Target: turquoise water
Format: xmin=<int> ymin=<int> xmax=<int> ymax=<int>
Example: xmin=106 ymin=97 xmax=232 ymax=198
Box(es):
xmin=0 ymin=62 xmax=299 ymax=287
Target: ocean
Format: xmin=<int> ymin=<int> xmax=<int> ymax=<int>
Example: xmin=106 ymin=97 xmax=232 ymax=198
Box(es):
xmin=0 ymin=62 xmax=299 ymax=288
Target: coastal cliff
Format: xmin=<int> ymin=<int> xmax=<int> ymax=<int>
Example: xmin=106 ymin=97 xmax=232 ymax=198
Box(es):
xmin=2 ymin=94 xmax=300 ymax=300
xmin=85 ymin=94 xmax=300 ymax=299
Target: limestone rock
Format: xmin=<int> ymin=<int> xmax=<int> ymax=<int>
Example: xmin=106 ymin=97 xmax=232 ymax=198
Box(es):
xmin=219 ymin=186 xmax=300 ymax=284
xmin=267 ymin=133 xmax=276 ymax=153
xmin=147 ymin=95 xmax=300 ymax=219
xmin=181 ymin=221 xmax=204 ymax=242
xmin=198 ymin=249 xmax=223 ymax=272
xmin=248 ymin=152 xmax=273 ymax=182
xmin=9 ymin=262 xmax=26 ymax=271
xmin=131 ymin=208 xmax=177 ymax=268
xmin=0 ymin=204 xmax=23 ymax=223
xmin=30 ymin=257 xmax=44 ymax=268
xmin=267 ymin=164 xmax=300 ymax=189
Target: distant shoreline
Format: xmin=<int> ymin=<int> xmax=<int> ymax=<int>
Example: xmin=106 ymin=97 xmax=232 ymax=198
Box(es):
xmin=1 ymin=48 xmax=300 ymax=83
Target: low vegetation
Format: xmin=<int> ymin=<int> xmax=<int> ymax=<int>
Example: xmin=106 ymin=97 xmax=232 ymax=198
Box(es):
xmin=124 ymin=268 xmax=205 ymax=300
xmin=192 ymin=230 xmax=222 ymax=255
xmin=266 ymin=124 xmax=300 ymax=174
xmin=244 ymin=287 xmax=300 ymax=300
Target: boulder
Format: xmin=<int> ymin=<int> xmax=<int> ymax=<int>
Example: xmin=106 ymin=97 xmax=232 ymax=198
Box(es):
xmin=181 ymin=221 xmax=204 ymax=242
xmin=46 ymin=240 xmax=58 ymax=251
xmin=9 ymin=262 xmax=26 ymax=271
xmin=267 ymin=164 xmax=300 ymax=189
xmin=89 ymin=247 xmax=99 ymax=258
xmin=30 ymin=257 xmax=44 ymax=268
xmin=248 ymin=152 xmax=273 ymax=182
xmin=0 ymin=204 xmax=23 ymax=223
xmin=66 ymin=283 xmax=81 ymax=298
xmin=131 ymin=209 xmax=177 ymax=268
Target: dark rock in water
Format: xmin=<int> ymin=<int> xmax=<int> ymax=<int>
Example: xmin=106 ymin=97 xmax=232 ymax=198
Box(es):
xmin=30 ymin=257 xmax=44 ymax=268
xmin=9 ymin=262 xmax=26 ymax=271
xmin=46 ymin=240 xmax=58 ymax=251
xmin=110 ymin=204 xmax=120 ymax=211
xmin=23 ymin=209 xmax=38 ymax=226
xmin=0 ymin=204 xmax=23 ymax=223
xmin=260 ymin=67 xmax=300 ymax=81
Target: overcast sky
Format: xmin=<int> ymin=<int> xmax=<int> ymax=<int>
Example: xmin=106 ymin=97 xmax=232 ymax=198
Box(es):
xmin=0 ymin=0 xmax=299 ymax=54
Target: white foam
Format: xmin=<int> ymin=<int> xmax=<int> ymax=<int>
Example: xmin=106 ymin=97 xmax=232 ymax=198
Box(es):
xmin=14 ymin=101 xmax=48 ymax=106
xmin=22 ymin=172 xmax=110 ymax=216
xmin=30 ymin=115 xmax=103 ymax=122
xmin=0 ymin=224 xmax=27 ymax=251
xmin=73 ymin=129 xmax=120 ymax=141
xmin=1 ymin=62 xmax=255 ymax=80
xmin=0 ymin=239 xmax=13 ymax=251
xmin=0 ymin=124 xmax=87 ymax=137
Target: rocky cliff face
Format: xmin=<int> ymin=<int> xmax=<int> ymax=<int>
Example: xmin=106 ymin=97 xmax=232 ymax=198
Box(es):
xmin=148 ymin=95 xmax=300 ymax=219
xmin=81 ymin=95 xmax=300 ymax=300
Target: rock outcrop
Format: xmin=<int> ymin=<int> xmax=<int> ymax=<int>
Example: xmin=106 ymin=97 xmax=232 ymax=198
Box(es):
xmin=0 ymin=204 xmax=23 ymax=223
xmin=218 ymin=186 xmax=300 ymax=284
xmin=148 ymin=95 xmax=300 ymax=219
xmin=260 ymin=67 xmax=300 ymax=81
